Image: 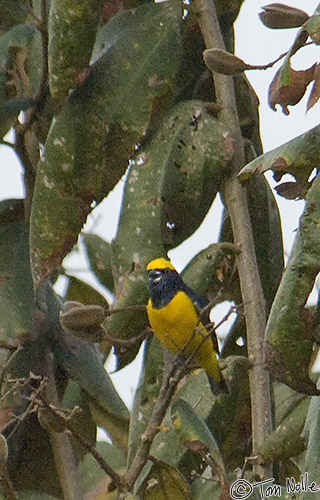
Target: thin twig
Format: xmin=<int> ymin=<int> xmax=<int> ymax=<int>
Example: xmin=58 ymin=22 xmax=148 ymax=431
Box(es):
xmin=246 ymin=41 xmax=313 ymax=72
xmin=44 ymin=353 xmax=84 ymax=500
xmin=193 ymin=0 xmax=273 ymax=479
xmin=100 ymin=325 xmax=150 ymax=347
xmin=14 ymin=0 xmax=49 ymax=217
xmin=0 ymin=344 xmax=23 ymax=395
xmin=1 ymin=373 xmax=45 ymax=440
xmin=35 ymin=394 xmax=124 ymax=488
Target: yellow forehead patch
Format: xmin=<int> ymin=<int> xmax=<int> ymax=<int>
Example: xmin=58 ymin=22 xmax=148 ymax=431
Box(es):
xmin=147 ymin=257 xmax=175 ymax=271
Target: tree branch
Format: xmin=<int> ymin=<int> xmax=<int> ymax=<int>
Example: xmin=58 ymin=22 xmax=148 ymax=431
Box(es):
xmin=123 ymin=359 xmax=186 ymax=491
xmin=193 ymin=0 xmax=272 ymax=478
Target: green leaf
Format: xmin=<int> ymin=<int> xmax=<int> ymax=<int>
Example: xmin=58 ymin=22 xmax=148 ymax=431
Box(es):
xmin=206 ymin=356 xmax=251 ymax=469
xmin=219 ymin=174 xmax=284 ymax=356
xmin=180 ymin=242 xmax=237 ymax=299
xmin=87 ymin=395 xmax=129 ymax=451
xmin=128 ymin=336 xmax=164 ymax=466
xmin=82 ymin=233 xmax=114 ymax=293
xmin=65 ymin=275 xmax=109 ymax=308
xmin=0 ymin=0 xmax=28 ymax=31
xmin=191 ymin=476 xmax=226 ymax=500
xmin=0 ymin=23 xmax=41 ymax=139
xmin=137 ymin=460 xmax=192 ymax=500
xmin=53 ymin=332 xmax=129 ymax=419
xmin=30 ymin=0 xmax=183 ymax=286
xmin=277 ymin=458 xmax=302 ymax=485
xmin=171 ymin=399 xmax=222 ymax=464
xmin=246 ymin=173 xmax=284 ymax=308
xmin=6 ymin=411 xmax=61 ymax=496
xmin=128 ymin=337 xmax=215 ymax=475
xmin=149 ymin=371 xmax=217 ymax=482
xmin=300 ymin=395 xmax=320 ymax=500
xmin=52 ymin=331 xmax=129 ymax=448
xmin=0 ymin=23 xmax=37 ymax=60
xmin=174 ymin=20 xmax=207 ymax=102
xmin=265 ymin=173 xmax=320 ymax=395
xmin=48 ymin=0 xmax=105 ymax=100
xmin=80 ymin=441 xmax=127 ymax=494
xmin=238 ymin=124 xmax=320 ymax=191
xmin=61 ymin=380 xmax=97 ymax=460
xmin=17 ymin=492 xmax=61 ymax=500
xmin=107 ymin=101 xmax=231 ymax=354
xmin=0 ymin=199 xmax=35 ymax=342
xmin=113 ymin=100 xmax=231 ymax=269
xmin=259 ymin=396 xmax=309 ymax=461
xmin=305 ymin=13 xmax=320 ymax=44
xmin=274 ymin=382 xmax=307 ymax=427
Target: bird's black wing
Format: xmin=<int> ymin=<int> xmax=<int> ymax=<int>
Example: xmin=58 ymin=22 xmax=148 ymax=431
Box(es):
xmin=181 ymin=282 xmax=219 ymax=352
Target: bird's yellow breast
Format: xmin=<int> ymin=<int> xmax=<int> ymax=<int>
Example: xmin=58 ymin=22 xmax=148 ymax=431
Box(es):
xmin=147 ymin=291 xmax=199 ymax=353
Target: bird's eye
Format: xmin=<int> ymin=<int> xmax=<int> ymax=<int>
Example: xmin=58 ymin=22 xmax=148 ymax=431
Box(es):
xmin=149 ymin=269 xmax=162 ymax=283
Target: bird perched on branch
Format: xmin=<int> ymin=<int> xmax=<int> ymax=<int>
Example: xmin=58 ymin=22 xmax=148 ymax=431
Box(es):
xmin=146 ymin=257 xmax=227 ymax=393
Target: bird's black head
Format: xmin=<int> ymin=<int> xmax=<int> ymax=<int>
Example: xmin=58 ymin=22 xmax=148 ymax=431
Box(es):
xmin=147 ymin=261 xmax=182 ymax=309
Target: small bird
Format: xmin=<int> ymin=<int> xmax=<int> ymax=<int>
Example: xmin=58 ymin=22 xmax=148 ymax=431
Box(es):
xmin=146 ymin=257 xmax=227 ymax=393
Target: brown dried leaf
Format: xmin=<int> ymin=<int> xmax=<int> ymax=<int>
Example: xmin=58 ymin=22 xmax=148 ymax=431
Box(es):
xmin=307 ymin=63 xmax=320 ymax=111
xmin=269 ymin=64 xmax=316 ymax=114
xmin=274 ymin=181 xmax=309 ymax=200
xmin=259 ymin=3 xmax=309 ymax=29
xmin=203 ymin=48 xmax=249 ymax=75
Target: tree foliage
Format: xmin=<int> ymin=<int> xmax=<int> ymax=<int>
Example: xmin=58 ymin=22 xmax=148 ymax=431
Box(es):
xmin=0 ymin=0 xmax=319 ymax=498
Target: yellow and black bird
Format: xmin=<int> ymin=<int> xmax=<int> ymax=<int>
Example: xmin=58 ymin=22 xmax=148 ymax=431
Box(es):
xmin=146 ymin=257 xmax=227 ymax=393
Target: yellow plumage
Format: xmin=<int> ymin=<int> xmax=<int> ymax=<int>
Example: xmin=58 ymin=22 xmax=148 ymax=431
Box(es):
xmin=146 ymin=258 xmax=226 ymax=392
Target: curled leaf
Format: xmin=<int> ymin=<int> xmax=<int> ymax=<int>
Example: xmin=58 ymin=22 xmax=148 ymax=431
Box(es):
xmin=259 ymin=4 xmax=309 ymax=29
xmin=274 ymin=181 xmax=309 ymax=200
xmin=269 ymin=63 xmax=316 ymax=114
xmin=60 ymin=302 xmax=106 ymax=342
xmin=203 ymin=48 xmax=249 ymax=75
xmin=238 ymin=124 xmax=320 ymax=190
xmin=307 ymin=63 xmax=320 ymax=111
xmin=171 ymin=399 xmax=223 ymax=465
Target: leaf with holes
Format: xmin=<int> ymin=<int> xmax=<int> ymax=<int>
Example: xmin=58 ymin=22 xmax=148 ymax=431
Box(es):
xmin=30 ymin=0 xmax=183 ymax=287
xmin=107 ymin=101 xmax=232 ymax=362
xmin=48 ymin=0 xmax=105 ymax=100
xmin=265 ymin=173 xmax=320 ymax=395
xmin=238 ymin=124 xmax=320 ymax=194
